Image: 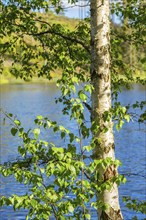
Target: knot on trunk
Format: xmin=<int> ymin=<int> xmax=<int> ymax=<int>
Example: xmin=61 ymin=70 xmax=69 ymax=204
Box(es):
xmin=103 ymin=165 xmax=117 ymax=181
xmin=101 ymin=207 xmax=123 ymax=220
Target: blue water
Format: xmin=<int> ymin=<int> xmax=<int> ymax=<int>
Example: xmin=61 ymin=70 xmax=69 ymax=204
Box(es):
xmin=0 ymin=83 xmax=145 ymax=220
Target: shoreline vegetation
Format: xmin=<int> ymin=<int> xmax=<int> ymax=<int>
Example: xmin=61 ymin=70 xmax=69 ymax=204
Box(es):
xmin=1 ymin=70 xmax=145 ymax=84
xmin=1 ymin=59 xmax=145 ymax=84
xmin=0 ymin=69 xmax=62 ymax=84
xmin=0 ymin=72 xmax=146 ymax=85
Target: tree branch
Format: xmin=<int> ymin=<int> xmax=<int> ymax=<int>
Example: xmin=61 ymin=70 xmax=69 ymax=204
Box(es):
xmin=28 ymin=29 xmax=90 ymax=53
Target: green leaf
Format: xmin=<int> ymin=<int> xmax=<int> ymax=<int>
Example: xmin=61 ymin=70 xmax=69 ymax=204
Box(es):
xmin=72 ymin=76 xmax=78 ymax=83
xmin=18 ymin=146 xmax=26 ymax=157
xmin=14 ymin=120 xmax=21 ymax=126
xmin=61 ymin=132 xmax=66 ymax=139
xmin=68 ymin=205 xmax=74 ymax=213
xmin=40 ymin=168 xmax=45 ymax=174
xmin=84 ymin=84 xmax=93 ymax=94
xmin=124 ymin=114 xmax=130 ymax=122
xmin=37 ymin=115 xmax=43 ymax=120
xmin=47 ymin=121 xmax=51 ymax=127
xmin=11 ymin=128 xmax=18 ymax=136
xmin=116 ymin=120 xmax=124 ymax=131
xmin=53 ymin=126 xmax=59 ymax=132
xmin=83 ymin=145 xmax=92 ymax=152
xmin=33 ymin=128 xmax=40 ymax=138
xmin=122 ymin=177 xmax=127 ymax=184
xmin=59 ymin=125 xmax=65 ymax=131
xmin=26 ymin=215 xmax=29 ymax=220
xmin=78 ymin=90 xmax=87 ymax=102
xmin=85 ymin=213 xmax=91 ymax=220
xmin=31 ymin=199 xmax=38 ymax=207
xmin=122 ymin=107 xmax=127 ymax=114
xmin=69 ymin=133 xmax=75 ymax=143
xmin=63 ymin=88 xmax=68 ymax=96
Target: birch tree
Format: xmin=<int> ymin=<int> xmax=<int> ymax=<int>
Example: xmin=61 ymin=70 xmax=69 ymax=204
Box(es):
xmin=90 ymin=0 xmax=123 ymax=219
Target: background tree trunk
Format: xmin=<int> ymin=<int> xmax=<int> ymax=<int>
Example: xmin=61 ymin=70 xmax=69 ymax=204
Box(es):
xmin=123 ymin=0 xmax=128 ymax=27
xmin=123 ymin=0 xmax=136 ymax=71
xmin=90 ymin=0 xmax=123 ymax=219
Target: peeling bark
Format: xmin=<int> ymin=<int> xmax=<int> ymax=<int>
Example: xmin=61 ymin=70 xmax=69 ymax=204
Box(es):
xmin=90 ymin=0 xmax=123 ymax=219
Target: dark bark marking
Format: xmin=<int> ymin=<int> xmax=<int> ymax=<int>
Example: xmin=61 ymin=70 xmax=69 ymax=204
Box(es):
xmin=101 ymin=207 xmax=123 ymax=220
xmin=104 ymin=165 xmax=117 ymax=181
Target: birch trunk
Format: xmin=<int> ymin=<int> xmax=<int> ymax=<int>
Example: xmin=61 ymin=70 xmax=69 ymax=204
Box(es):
xmin=90 ymin=0 xmax=123 ymax=219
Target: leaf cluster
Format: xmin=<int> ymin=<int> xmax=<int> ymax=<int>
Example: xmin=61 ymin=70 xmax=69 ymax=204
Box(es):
xmin=0 ymin=112 xmax=126 ymax=219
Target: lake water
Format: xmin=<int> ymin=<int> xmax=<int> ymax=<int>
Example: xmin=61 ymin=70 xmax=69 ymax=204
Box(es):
xmin=0 ymin=83 xmax=146 ymax=220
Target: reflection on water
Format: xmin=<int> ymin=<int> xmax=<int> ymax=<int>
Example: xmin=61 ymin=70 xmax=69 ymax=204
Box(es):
xmin=0 ymin=83 xmax=146 ymax=220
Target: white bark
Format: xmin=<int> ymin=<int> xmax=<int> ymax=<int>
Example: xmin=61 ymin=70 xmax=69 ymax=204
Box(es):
xmin=90 ymin=0 xmax=123 ymax=219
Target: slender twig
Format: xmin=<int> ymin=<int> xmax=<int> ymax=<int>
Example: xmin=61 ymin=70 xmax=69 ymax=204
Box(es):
xmin=51 ymin=204 xmax=59 ymax=220
xmin=80 ymin=168 xmax=91 ymax=181
xmin=122 ymin=172 xmax=146 ymax=179
xmin=34 ymin=19 xmax=52 ymax=27
xmin=0 ymin=108 xmax=20 ymax=129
